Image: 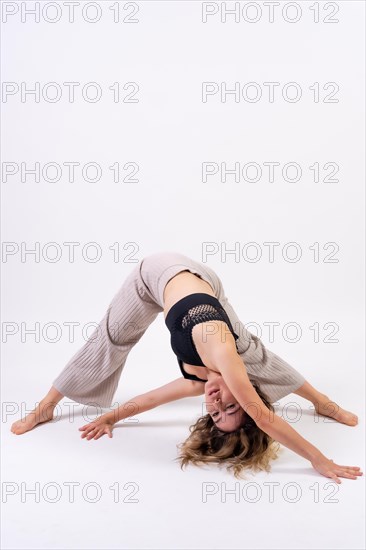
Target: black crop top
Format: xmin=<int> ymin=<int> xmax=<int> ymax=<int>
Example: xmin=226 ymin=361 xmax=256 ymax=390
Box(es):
xmin=164 ymin=293 xmax=240 ymax=383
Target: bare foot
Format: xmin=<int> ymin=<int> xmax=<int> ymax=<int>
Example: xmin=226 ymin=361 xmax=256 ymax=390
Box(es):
xmin=314 ymin=395 xmax=359 ymax=426
xmin=11 ymin=402 xmax=55 ymax=435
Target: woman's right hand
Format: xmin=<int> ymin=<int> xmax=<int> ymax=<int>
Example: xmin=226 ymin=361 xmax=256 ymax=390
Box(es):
xmin=79 ymin=415 xmax=115 ymax=440
xmin=310 ymin=454 xmax=363 ymax=483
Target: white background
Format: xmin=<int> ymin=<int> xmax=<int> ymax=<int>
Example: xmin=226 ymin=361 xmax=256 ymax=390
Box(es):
xmin=1 ymin=1 xmax=365 ymax=549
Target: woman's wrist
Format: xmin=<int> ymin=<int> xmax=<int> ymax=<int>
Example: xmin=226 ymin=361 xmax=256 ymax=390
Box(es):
xmin=298 ymin=441 xmax=326 ymax=463
xmin=307 ymin=448 xmax=326 ymax=463
xmin=102 ymin=411 xmax=117 ymax=425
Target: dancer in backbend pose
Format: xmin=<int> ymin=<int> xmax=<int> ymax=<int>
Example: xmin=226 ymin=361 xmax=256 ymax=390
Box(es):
xmin=11 ymin=252 xmax=362 ymax=483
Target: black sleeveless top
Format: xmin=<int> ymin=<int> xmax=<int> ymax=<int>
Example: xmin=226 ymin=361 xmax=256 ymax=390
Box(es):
xmin=165 ymin=293 xmax=240 ymax=383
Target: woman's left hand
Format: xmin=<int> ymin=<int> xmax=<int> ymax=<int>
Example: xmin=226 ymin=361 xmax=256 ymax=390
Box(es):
xmin=311 ymin=454 xmax=363 ymax=483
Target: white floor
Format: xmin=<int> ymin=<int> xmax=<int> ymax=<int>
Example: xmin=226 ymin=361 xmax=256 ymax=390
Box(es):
xmin=2 ymin=358 xmax=365 ymax=550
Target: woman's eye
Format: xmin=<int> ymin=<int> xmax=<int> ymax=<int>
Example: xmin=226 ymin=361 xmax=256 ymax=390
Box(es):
xmin=212 ymin=404 xmax=235 ymax=418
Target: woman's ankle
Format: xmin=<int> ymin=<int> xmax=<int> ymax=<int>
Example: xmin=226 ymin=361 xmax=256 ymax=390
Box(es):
xmin=35 ymin=400 xmax=57 ymax=420
xmin=312 ymin=393 xmax=333 ymax=409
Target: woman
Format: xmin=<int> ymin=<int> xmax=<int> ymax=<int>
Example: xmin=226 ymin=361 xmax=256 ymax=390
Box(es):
xmin=11 ymin=251 xmax=362 ymax=483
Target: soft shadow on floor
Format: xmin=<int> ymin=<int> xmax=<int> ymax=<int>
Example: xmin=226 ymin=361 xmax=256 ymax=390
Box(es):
xmin=113 ymin=419 xmax=192 ymax=428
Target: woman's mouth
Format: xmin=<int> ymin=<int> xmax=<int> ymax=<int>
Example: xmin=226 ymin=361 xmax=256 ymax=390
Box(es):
xmin=208 ymin=388 xmax=219 ymax=397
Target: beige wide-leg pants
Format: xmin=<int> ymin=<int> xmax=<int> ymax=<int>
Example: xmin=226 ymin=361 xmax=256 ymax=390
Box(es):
xmin=52 ymin=251 xmax=306 ymax=407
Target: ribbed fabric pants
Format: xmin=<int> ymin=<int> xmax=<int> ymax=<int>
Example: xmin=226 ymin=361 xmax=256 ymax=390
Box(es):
xmin=52 ymin=251 xmax=306 ymax=407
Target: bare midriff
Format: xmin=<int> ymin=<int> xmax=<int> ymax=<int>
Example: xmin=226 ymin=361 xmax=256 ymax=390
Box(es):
xmin=163 ymin=270 xmax=217 ymax=381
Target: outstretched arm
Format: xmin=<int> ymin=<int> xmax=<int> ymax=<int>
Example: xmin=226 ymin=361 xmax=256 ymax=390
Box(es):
xmin=79 ymin=377 xmax=205 ymax=440
xmin=196 ymin=323 xmax=363 ymax=484
xmin=107 ymin=376 xmax=205 ymax=424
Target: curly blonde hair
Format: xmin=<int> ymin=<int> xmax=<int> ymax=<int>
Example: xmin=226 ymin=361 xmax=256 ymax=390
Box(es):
xmin=174 ymin=383 xmax=281 ymax=479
